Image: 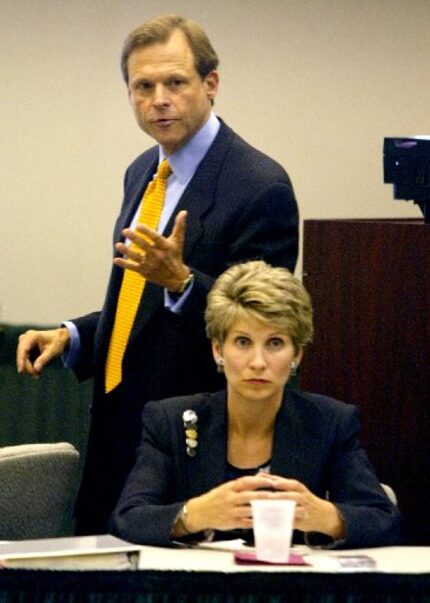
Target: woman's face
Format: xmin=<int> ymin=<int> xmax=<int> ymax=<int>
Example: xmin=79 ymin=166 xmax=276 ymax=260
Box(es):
xmin=212 ymin=315 xmax=302 ymax=408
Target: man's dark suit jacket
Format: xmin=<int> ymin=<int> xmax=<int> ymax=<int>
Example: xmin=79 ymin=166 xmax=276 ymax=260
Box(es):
xmin=111 ymin=388 xmax=402 ymax=549
xmin=70 ymin=120 xmax=299 ymax=533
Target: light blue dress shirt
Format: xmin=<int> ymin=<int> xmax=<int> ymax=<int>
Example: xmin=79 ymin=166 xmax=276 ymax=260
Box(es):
xmin=63 ymin=113 xmax=220 ymax=368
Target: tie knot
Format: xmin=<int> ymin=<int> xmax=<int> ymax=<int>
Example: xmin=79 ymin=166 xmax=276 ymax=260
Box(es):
xmin=157 ymin=159 xmax=172 ymax=180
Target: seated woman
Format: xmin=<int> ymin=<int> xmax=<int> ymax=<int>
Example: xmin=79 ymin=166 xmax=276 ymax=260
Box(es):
xmin=111 ymin=260 xmax=402 ymax=548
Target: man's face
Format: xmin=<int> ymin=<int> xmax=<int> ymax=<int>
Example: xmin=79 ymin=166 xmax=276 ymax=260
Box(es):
xmin=127 ymin=29 xmax=218 ymax=154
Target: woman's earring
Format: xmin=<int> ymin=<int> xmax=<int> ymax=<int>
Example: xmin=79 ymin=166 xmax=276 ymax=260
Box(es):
xmin=290 ymin=361 xmax=298 ymax=377
xmin=216 ymin=357 xmax=225 ymax=373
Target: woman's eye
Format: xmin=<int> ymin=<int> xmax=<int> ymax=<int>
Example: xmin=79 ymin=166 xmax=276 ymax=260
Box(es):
xmin=235 ymin=336 xmax=250 ymax=347
xmin=268 ymin=338 xmax=284 ymax=349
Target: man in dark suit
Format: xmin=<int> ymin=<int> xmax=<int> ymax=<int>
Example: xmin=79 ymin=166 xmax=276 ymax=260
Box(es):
xmin=17 ymin=14 xmax=298 ymax=534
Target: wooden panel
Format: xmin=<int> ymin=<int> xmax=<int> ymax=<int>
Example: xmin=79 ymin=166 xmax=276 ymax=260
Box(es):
xmin=301 ymin=219 xmax=430 ymax=545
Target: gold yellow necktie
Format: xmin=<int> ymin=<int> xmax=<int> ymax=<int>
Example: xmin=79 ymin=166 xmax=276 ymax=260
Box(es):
xmin=105 ymin=159 xmax=171 ymax=393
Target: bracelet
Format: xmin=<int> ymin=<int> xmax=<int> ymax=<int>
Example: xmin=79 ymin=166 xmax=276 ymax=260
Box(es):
xmin=175 ymin=503 xmax=192 ymax=534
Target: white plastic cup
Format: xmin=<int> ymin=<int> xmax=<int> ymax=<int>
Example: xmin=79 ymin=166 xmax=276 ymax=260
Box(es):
xmin=251 ymin=499 xmax=296 ymax=563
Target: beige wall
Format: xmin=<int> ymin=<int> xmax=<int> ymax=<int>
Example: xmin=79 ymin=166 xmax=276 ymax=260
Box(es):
xmin=1 ymin=0 xmax=428 ymax=324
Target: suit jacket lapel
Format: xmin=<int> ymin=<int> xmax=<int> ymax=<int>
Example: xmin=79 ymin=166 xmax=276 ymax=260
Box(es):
xmin=130 ymin=122 xmax=234 ymax=339
xmin=102 ymin=155 xmax=158 ymax=351
xmin=176 ymin=389 xmax=320 ymax=503
xmin=162 ymin=121 xmax=234 ymax=263
xmin=184 ymin=391 xmax=228 ymax=498
xmin=271 ymin=389 xmax=310 ymax=479
xmin=114 ymin=156 xmax=159 ymax=244
xmin=182 ymin=389 xmax=313 ymax=500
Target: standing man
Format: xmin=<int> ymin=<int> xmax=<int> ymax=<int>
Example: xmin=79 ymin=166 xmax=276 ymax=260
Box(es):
xmin=17 ymin=14 xmax=299 ymax=534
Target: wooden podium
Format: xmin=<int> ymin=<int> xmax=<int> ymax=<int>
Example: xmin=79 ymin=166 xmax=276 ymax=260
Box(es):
xmin=300 ymin=219 xmax=430 ymax=545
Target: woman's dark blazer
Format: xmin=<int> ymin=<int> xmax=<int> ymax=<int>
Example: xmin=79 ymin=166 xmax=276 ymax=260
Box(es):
xmin=111 ymin=388 xmax=402 ymax=549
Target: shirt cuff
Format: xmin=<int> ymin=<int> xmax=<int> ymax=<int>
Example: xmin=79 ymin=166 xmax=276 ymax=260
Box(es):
xmin=61 ymin=321 xmax=80 ymax=368
xmin=164 ymin=278 xmax=195 ymax=313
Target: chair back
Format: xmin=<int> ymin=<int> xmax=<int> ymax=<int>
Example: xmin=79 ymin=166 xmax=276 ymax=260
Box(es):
xmin=0 ymin=442 xmax=79 ymax=540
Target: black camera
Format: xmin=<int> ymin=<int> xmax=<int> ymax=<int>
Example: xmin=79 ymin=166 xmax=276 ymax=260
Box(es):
xmin=383 ymin=136 xmax=430 ymax=223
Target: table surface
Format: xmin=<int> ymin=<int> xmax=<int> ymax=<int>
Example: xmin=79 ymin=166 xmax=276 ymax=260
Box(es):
xmin=136 ymin=544 xmax=430 ymax=574
xmin=1 ymin=536 xmax=429 ymax=574
xmin=0 ymin=543 xmax=429 ymax=603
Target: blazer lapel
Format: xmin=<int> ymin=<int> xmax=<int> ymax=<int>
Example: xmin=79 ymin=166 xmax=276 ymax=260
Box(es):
xmin=114 ymin=156 xmax=159 ymax=244
xmin=162 ymin=121 xmax=234 ymax=263
xmin=270 ymin=389 xmax=311 ymax=479
xmin=130 ymin=123 xmax=234 ymax=338
xmin=184 ymin=391 xmax=228 ymax=499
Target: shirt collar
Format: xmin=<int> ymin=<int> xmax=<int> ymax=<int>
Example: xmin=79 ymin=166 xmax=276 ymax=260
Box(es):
xmin=159 ymin=113 xmax=220 ymax=184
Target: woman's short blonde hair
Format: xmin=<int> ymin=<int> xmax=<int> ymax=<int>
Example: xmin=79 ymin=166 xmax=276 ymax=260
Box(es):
xmin=205 ymin=260 xmax=313 ymax=350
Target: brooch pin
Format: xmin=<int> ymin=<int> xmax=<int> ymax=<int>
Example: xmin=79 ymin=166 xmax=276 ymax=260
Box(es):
xmin=182 ymin=409 xmax=198 ymax=457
